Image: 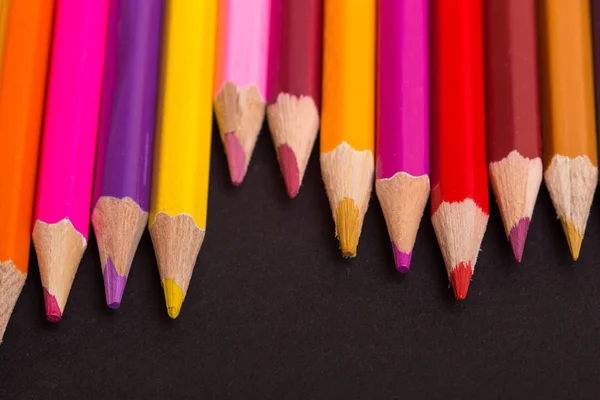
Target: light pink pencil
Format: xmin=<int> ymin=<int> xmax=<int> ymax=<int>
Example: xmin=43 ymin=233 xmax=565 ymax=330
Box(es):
xmin=214 ymin=0 xmax=271 ymax=186
xmin=33 ymin=0 xmax=109 ymax=323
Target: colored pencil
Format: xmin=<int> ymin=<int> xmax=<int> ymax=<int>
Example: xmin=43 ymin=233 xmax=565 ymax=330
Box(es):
xmin=376 ymin=0 xmax=430 ymax=272
xmin=538 ymin=0 xmax=598 ymax=261
xmin=485 ymin=0 xmax=542 ymax=263
xmin=33 ymin=0 xmax=109 ymax=322
xmin=321 ymin=0 xmax=375 ymax=258
xmin=92 ymin=0 xmax=164 ymax=309
xmin=214 ymin=0 xmax=271 ymax=186
xmin=266 ymin=0 xmax=322 ymax=198
xmin=431 ymin=0 xmax=488 ymax=300
xmin=0 ymin=0 xmax=54 ymax=341
xmin=149 ymin=0 xmax=216 ymax=319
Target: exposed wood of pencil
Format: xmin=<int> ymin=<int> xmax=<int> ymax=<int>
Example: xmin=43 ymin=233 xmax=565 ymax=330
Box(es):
xmin=32 ymin=220 xmax=86 ymax=322
xmin=214 ymin=83 xmax=265 ymax=186
xmin=91 ymin=198 xmax=148 ymax=309
xmin=266 ymin=0 xmax=322 ymax=198
xmin=431 ymin=0 xmax=488 ymax=300
xmin=0 ymin=0 xmax=54 ymax=341
xmin=538 ymin=0 xmax=598 ymax=261
xmin=485 ymin=0 xmax=542 ymax=263
xmin=320 ymin=0 xmax=375 ymax=258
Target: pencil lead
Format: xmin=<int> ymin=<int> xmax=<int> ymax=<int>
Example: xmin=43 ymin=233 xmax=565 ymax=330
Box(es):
xmin=223 ymin=132 xmax=246 ymax=186
xmin=277 ymin=144 xmax=300 ymax=198
xmin=335 ymin=197 xmax=360 ymax=257
xmin=450 ymin=262 xmax=472 ymax=301
xmin=561 ymin=218 xmax=582 ymax=261
xmin=392 ymin=243 xmax=411 ymax=273
xmin=509 ymin=217 xmax=530 ymax=264
xmin=103 ymin=257 xmax=126 ymax=309
xmin=163 ymin=278 xmax=184 ymax=319
xmin=43 ymin=288 xmax=61 ymax=323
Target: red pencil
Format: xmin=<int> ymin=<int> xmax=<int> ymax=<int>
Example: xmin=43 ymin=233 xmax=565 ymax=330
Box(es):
xmin=266 ymin=0 xmax=322 ymax=198
xmin=431 ymin=0 xmax=489 ymax=300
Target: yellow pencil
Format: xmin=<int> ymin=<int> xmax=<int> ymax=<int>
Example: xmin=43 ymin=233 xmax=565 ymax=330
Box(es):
xmin=149 ymin=0 xmax=217 ymax=319
xmin=321 ymin=0 xmax=375 ymax=257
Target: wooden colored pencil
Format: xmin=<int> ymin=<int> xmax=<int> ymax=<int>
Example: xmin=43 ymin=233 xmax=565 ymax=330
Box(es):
xmin=538 ymin=0 xmax=598 ymax=261
xmin=485 ymin=0 xmax=542 ymax=263
xmin=321 ymin=0 xmax=375 ymax=258
xmin=33 ymin=0 xmax=109 ymax=322
xmin=92 ymin=0 xmax=164 ymax=309
xmin=149 ymin=0 xmax=216 ymax=319
xmin=0 ymin=0 xmax=54 ymax=341
xmin=214 ymin=0 xmax=271 ymax=186
xmin=376 ymin=0 xmax=430 ymax=272
xmin=431 ymin=0 xmax=488 ymax=300
xmin=266 ymin=0 xmax=322 ymax=198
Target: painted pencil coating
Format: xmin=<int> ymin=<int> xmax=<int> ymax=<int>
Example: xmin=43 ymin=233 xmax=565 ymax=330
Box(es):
xmin=431 ymin=0 xmax=488 ymax=300
xmin=149 ymin=0 xmax=216 ymax=319
xmin=92 ymin=0 xmax=163 ymax=309
xmin=377 ymin=0 xmax=428 ymax=180
xmin=376 ymin=0 xmax=430 ymax=271
xmin=539 ymin=0 xmax=598 ymax=260
xmin=266 ymin=0 xmax=322 ymax=198
xmin=321 ymin=0 xmax=375 ymax=257
xmin=33 ymin=0 xmax=109 ymax=322
xmin=0 ymin=0 xmax=9 ymax=80
xmin=0 ymin=0 xmax=54 ymax=341
xmin=214 ymin=0 xmax=271 ymax=186
xmin=485 ymin=0 xmax=542 ymax=263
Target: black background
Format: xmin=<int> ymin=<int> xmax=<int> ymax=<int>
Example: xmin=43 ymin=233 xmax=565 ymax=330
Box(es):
xmin=1 ymin=124 xmax=599 ymax=399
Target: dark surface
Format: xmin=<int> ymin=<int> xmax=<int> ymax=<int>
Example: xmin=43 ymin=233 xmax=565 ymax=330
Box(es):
xmin=1 ymin=125 xmax=600 ymax=399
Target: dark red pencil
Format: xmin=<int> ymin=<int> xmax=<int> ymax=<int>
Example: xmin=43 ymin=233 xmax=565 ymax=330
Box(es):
xmin=485 ymin=0 xmax=542 ymax=263
xmin=431 ymin=0 xmax=489 ymax=300
xmin=266 ymin=0 xmax=322 ymax=198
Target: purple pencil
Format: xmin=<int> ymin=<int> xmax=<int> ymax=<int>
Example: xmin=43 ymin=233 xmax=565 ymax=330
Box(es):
xmin=91 ymin=0 xmax=164 ymax=309
xmin=375 ymin=0 xmax=430 ymax=272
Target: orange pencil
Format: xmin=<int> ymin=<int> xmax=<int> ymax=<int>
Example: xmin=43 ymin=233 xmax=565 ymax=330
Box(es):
xmin=0 ymin=0 xmax=54 ymax=342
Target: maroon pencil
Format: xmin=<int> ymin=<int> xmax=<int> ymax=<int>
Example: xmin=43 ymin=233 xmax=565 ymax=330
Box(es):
xmin=267 ymin=0 xmax=322 ymax=198
xmin=485 ymin=0 xmax=542 ymax=263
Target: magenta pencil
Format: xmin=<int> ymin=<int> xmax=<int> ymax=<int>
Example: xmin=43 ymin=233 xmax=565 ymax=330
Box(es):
xmin=375 ymin=0 xmax=430 ymax=272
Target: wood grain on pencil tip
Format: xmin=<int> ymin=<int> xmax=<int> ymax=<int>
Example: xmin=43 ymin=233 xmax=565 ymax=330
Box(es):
xmin=214 ymin=0 xmax=271 ymax=186
xmin=33 ymin=0 xmax=109 ymax=322
xmin=539 ymin=0 xmax=598 ymax=261
xmin=92 ymin=0 xmax=163 ymax=309
xmin=376 ymin=0 xmax=430 ymax=272
xmin=266 ymin=0 xmax=322 ymax=198
xmin=0 ymin=0 xmax=54 ymax=341
xmin=431 ymin=0 xmax=488 ymax=300
xmin=150 ymin=0 xmax=216 ymax=319
xmin=485 ymin=0 xmax=542 ymax=263
xmin=321 ymin=0 xmax=375 ymax=258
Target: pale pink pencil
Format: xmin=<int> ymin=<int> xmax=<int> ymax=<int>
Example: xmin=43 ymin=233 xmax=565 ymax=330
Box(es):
xmin=214 ymin=0 xmax=271 ymax=186
xmin=33 ymin=0 xmax=109 ymax=323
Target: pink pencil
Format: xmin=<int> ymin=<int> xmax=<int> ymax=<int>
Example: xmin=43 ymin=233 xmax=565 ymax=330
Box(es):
xmin=376 ymin=0 xmax=430 ymax=272
xmin=214 ymin=0 xmax=271 ymax=186
xmin=33 ymin=0 xmax=109 ymax=323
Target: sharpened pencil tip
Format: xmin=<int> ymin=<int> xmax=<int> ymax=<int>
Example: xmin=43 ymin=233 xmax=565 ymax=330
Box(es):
xmin=391 ymin=243 xmax=411 ymax=273
xmin=43 ymin=287 xmax=61 ymax=323
xmin=224 ymin=132 xmax=247 ymax=186
xmin=104 ymin=257 xmax=126 ymax=309
xmin=335 ymin=198 xmax=360 ymax=258
xmin=277 ymin=144 xmax=300 ymax=198
xmin=450 ymin=262 xmax=473 ymax=301
xmin=163 ymin=279 xmax=184 ymax=319
xmin=560 ymin=218 xmax=583 ymax=261
xmin=509 ymin=218 xmax=530 ymax=264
